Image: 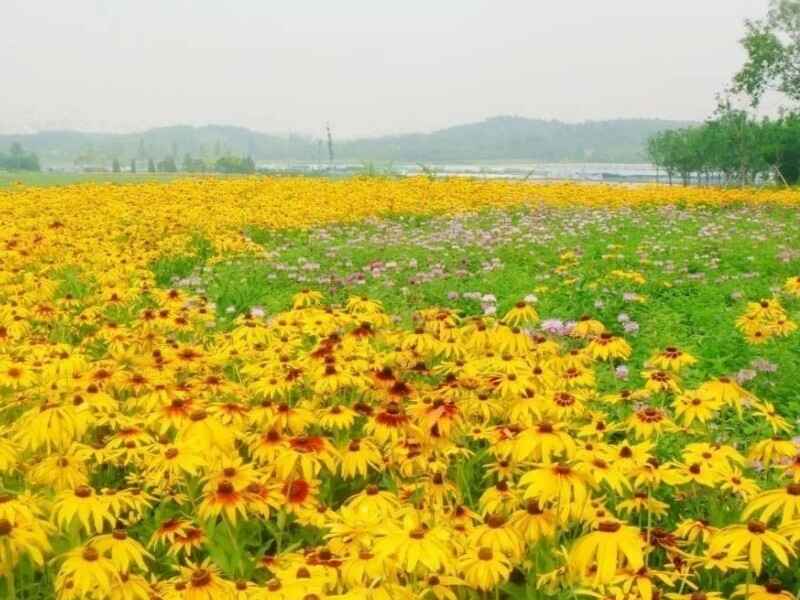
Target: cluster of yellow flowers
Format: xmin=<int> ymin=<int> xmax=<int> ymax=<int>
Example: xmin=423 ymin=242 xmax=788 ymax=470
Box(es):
xmin=0 ymin=178 xmax=799 ymax=600
xmin=3 ymin=178 xmax=800 ymax=273
xmin=736 ymin=297 xmax=798 ymax=345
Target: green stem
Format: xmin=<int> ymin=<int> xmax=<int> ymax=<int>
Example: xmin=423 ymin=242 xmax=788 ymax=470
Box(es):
xmin=224 ymin=519 xmax=242 ymax=576
xmin=6 ymin=569 xmax=15 ymax=600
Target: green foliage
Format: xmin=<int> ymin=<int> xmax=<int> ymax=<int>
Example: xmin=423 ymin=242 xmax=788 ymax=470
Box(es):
xmin=734 ymin=0 xmax=800 ymax=106
xmin=150 ymin=234 xmax=214 ymax=287
xmin=156 ymin=157 xmax=178 ymax=173
xmin=0 ymin=142 xmax=40 ymax=172
xmin=647 ymin=103 xmax=800 ymax=185
xmin=214 ymin=155 xmax=255 ymax=174
xmin=182 ymin=153 xmax=207 ymax=173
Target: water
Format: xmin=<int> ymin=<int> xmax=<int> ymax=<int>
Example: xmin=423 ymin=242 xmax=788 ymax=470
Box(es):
xmin=256 ymin=161 xmax=663 ymax=183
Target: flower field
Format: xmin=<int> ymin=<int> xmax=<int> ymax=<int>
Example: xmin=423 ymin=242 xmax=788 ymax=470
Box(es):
xmin=1 ymin=177 xmax=800 ymax=600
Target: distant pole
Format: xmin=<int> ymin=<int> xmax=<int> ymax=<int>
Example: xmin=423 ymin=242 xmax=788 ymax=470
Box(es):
xmin=326 ymin=122 xmax=334 ymax=168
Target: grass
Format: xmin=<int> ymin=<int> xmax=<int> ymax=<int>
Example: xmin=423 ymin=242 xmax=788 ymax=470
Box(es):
xmin=0 ymin=171 xmax=267 ymax=188
xmin=0 ymin=171 xmax=194 ymax=188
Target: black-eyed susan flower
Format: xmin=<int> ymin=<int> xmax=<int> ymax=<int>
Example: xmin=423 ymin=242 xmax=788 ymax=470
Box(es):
xmin=743 ymin=483 xmax=800 ymax=526
xmin=520 ymin=462 xmax=591 ymax=521
xmin=0 ymin=516 xmax=50 ymax=572
xmin=374 ymin=512 xmax=453 ymax=573
xmin=93 ymin=528 xmax=151 ymax=572
xmin=569 ymin=519 xmax=644 ymax=584
xmin=52 ymin=485 xmax=114 ymax=534
xmin=55 ymin=545 xmax=120 ymax=599
xmin=458 ymin=546 xmax=511 ymax=591
xmin=647 ymin=347 xmax=697 ymax=372
xmin=709 ymin=520 xmax=795 ymax=574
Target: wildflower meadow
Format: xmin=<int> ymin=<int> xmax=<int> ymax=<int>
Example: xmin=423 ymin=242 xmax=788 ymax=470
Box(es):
xmin=1 ymin=177 xmax=800 ymax=600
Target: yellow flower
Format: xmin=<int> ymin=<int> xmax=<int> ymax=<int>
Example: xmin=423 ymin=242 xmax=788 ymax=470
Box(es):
xmin=586 ymin=332 xmax=632 ymax=361
xmin=642 ymin=370 xmax=682 ymax=394
xmin=502 ymin=300 xmax=539 ymax=327
xmin=0 ymin=516 xmax=50 ymax=571
xmin=627 ymin=406 xmax=675 ymax=439
xmin=696 ymin=377 xmax=750 ymax=413
xmin=520 ymin=462 xmax=591 ymax=521
xmin=467 ymin=513 xmax=525 ymax=561
xmin=748 ymin=437 xmax=798 ymax=467
xmin=673 ymin=392 xmax=721 ymax=427
xmin=569 ymin=519 xmax=644 ymax=584
xmin=647 ymin=347 xmax=697 ymax=372
xmin=374 ymin=512 xmax=453 ymax=573
xmin=52 ymin=485 xmax=114 ymax=534
xmin=93 ymin=528 xmax=151 ymax=572
xmin=733 ymin=581 xmax=797 ymax=600
xmin=709 ymin=520 xmax=794 ymax=574
xmin=292 ymin=289 xmax=323 ymax=309
xmin=617 ymin=490 xmax=669 ymax=518
xmin=512 ymin=418 xmax=576 ymax=463
xmin=458 ymin=546 xmax=511 ymax=591
xmin=784 ymin=275 xmax=800 ymax=297
xmin=510 ymin=500 xmax=557 ymax=542
xmin=339 ymin=438 xmax=383 ymax=479
xmin=197 ymin=479 xmax=250 ymax=524
xmin=56 ymin=545 xmax=121 ymax=600
xmin=743 ymin=483 xmax=800 ymax=526
xmin=172 ymin=559 xmax=235 ymax=600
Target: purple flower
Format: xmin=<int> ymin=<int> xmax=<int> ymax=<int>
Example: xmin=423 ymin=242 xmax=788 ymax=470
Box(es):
xmin=751 ymin=358 xmax=778 ymax=373
xmin=615 ymin=365 xmax=629 ymax=380
xmin=735 ymin=369 xmax=757 ymax=384
xmin=623 ymin=321 xmax=639 ymax=334
xmin=541 ymin=319 xmax=565 ymax=335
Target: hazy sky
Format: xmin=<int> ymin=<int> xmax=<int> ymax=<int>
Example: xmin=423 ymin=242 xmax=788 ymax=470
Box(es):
xmin=1 ymin=1 xmax=775 ymax=138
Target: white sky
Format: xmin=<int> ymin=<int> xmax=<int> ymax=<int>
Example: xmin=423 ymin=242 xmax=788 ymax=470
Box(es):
xmin=0 ymin=0 xmax=776 ymax=138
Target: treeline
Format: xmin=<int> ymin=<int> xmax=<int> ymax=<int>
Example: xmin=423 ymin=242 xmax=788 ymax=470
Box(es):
xmin=0 ymin=143 xmax=41 ymax=171
xmin=0 ymin=118 xmax=694 ymax=167
xmin=112 ymin=154 xmax=257 ymax=174
xmin=647 ymin=106 xmax=800 ymax=185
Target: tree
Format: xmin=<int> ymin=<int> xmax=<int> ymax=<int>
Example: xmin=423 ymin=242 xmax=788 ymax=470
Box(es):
xmin=157 ymin=157 xmax=177 ymax=173
xmin=756 ymin=112 xmax=800 ymax=183
xmin=112 ymin=158 xmax=121 ymax=173
xmin=130 ymin=159 xmax=137 ymax=174
xmin=734 ymin=0 xmax=800 ymax=106
xmin=147 ymin=158 xmax=156 ymax=173
xmin=0 ymin=143 xmax=41 ymax=172
xmin=182 ymin=153 xmax=207 ymax=173
xmin=214 ymin=155 xmax=256 ymax=174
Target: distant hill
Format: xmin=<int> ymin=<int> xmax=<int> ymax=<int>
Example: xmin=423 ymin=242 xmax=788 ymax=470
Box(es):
xmin=0 ymin=116 xmax=695 ymax=167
